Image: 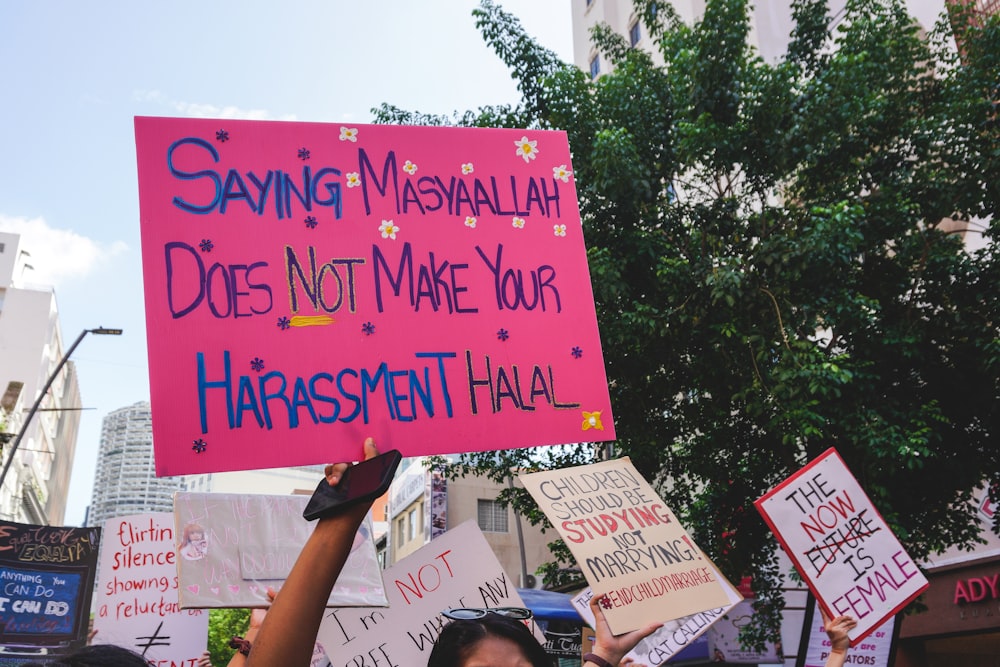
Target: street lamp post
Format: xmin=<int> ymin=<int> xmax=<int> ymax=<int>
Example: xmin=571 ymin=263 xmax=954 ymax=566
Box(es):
xmin=0 ymin=327 xmax=123 ymax=501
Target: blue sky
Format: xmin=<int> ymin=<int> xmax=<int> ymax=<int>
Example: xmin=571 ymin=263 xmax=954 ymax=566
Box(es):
xmin=0 ymin=1 xmax=574 ymax=526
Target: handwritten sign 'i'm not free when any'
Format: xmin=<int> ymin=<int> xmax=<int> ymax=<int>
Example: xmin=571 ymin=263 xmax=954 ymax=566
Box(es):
xmin=135 ymin=117 xmax=615 ymax=476
xmin=754 ymin=448 xmax=928 ymax=645
xmin=317 ymin=520 xmax=538 ymax=667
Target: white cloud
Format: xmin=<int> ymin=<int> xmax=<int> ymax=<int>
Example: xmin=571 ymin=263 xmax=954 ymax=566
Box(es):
xmin=0 ymin=215 xmax=127 ymax=288
xmin=132 ymin=89 xmax=167 ymax=104
xmin=133 ymin=89 xmax=297 ymax=121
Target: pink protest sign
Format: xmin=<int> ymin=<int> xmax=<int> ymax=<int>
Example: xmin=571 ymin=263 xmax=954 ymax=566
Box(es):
xmin=754 ymin=448 xmax=928 ymax=646
xmin=135 ymin=117 xmax=615 ymax=476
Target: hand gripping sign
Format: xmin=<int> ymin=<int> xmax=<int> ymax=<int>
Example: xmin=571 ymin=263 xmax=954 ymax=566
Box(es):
xmin=520 ymin=457 xmax=736 ymax=634
xmin=754 ymin=448 xmax=928 ymax=645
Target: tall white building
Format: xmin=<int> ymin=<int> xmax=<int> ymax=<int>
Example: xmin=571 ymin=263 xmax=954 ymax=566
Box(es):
xmin=0 ymin=231 xmax=82 ymax=525
xmin=85 ymin=401 xmax=184 ymax=528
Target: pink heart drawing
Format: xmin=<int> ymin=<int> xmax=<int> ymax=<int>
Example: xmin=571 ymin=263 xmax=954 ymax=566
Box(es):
xmin=228 ymin=585 xmax=240 ymax=594
xmin=210 ymin=586 xmax=220 ymax=595
xmin=249 ymin=585 xmax=259 ymax=594
xmin=187 ymin=585 xmax=199 ymax=594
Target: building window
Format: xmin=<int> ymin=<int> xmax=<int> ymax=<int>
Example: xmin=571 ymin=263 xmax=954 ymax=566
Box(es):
xmin=589 ymin=55 xmax=601 ymax=80
xmin=397 ymin=516 xmax=406 ymax=544
xmin=477 ymin=499 xmax=509 ymax=533
xmin=408 ymin=508 xmax=418 ymax=541
xmin=973 ymin=0 xmax=999 ymax=15
xmin=629 ymin=21 xmax=641 ymax=47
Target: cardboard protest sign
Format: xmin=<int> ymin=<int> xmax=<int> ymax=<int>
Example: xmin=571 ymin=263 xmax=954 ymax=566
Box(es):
xmin=0 ymin=521 xmax=100 ymax=654
xmin=173 ymin=492 xmax=385 ymax=608
xmin=754 ymin=448 xmax=928 ymax=645
xmin=520 ymin=458 xmax=734 ymax=634
xmin=93 ymin=513 xmax=207 ymax=663
xmin=572 ymin=558 xmax=742 ymax=666
xmin=798 ymin=597 xmax=895 ymax=667
xmin=134 ymin=116 xmax=615 ymax=477
xmin=706 ymin=598 xmax=783 ymax=664
xmin=317 ymin=520 xmax=536 ymax=666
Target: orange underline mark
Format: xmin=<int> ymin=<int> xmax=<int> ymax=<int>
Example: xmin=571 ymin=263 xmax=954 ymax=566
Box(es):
xmin=290 ymin=315 xmax=335 ymax=327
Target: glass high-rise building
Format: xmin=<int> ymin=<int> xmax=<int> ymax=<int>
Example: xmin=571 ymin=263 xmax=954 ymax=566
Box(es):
xmin=86 ymin=401 xmax=183 ymax=528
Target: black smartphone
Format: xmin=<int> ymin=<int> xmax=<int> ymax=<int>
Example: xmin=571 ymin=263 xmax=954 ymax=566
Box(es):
xmin=302 ymin=449 xmax=403 ymax=521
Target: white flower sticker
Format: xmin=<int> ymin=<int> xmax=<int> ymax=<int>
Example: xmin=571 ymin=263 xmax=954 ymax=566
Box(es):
xmin=403 ymin=160 xmax=418 ymax=175
xmin=345 ymin=172 xmax=361 ymax=188
xmin=553 ymin=224 xmax=567 ymax=237
xmin=461 ymin=162 xmax=475 ymax=174
xmin=514 ymin=136 xmax=539 ymax=163
xmin=339 ymin=127 xmax=359 ymax=142
xmin=464 ymin=216 xmax=477 ymax=229
xmin=379 ymin=219 xmax=400 ymax=240
xmin=512 ymin=217 xmax=526 ymax=229
xmin=552 ymin=165 xmax=572 ymax=182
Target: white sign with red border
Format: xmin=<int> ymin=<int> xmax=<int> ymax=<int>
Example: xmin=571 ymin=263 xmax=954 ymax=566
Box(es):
xmin=754 ymin=448 xmax=928 ymax=645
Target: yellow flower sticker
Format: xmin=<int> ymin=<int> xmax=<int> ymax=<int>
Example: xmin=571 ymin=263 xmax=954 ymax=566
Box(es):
xmin=514 ymin=136 xmax=539 ymax=163
xmin=378 ymin=219 xmax=400 ymax=240
xmin=581 ymin=411 xmax=604 ymax=431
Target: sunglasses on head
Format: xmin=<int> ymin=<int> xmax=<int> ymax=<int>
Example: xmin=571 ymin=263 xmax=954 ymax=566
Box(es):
xmin=441 ymin=607 xmax=533 ymax=621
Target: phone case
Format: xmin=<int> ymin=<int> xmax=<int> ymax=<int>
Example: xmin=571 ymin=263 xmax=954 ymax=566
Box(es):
xmin=302 ymin=449 xmax=403 ymax=521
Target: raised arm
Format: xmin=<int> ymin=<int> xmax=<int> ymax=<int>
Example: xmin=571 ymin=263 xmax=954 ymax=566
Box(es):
xmin=245 ymin=438 xmax=378 ymax=667
xmin=822 ymin=612 xmax=856 ymax=667
xmin=583 ymin=594 xmax=663 ymax=667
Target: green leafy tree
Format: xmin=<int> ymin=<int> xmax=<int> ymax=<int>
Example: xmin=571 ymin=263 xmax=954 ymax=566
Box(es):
xmin=376 ymin=0 xmax=1000 ymax=645
xmin=206 ymin=607 xmax=250 ymax=667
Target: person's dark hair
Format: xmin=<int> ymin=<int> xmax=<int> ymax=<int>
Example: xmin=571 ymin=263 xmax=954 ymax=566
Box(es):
xmin=427 ymin=614 xmax=550 ymax=667
xmin=20 ymin=644 xmax=149 ymax=667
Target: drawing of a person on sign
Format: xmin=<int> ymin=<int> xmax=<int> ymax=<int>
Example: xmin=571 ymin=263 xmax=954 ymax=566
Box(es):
xmin=179 ymin=522 xmax=208 ymax=561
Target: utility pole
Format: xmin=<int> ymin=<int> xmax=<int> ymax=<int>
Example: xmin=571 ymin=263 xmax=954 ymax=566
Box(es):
xmin=0 ymin=327 xmax=122 ymax=500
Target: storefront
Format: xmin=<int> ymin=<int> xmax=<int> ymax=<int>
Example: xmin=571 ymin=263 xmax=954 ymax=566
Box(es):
xmin=896 ymin=556 xmax=1000 ymax=667
xmin=516 ymin=588 xmax=584 ymax=667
